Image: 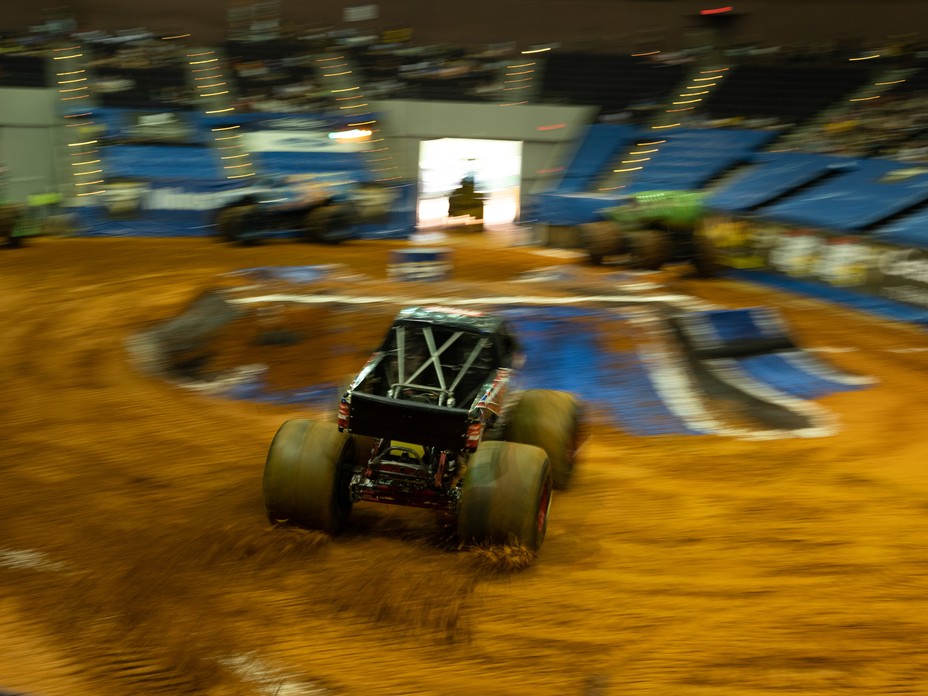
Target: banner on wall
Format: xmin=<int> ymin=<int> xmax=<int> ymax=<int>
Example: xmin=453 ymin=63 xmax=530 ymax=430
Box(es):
xmin=88 ymin=108 xmax=380 ymax=147
xmin=703 ymin=217 xmax=928 ymax=310
xmin=243 ymin=131 xmax=366 ymax=153
xmin=74 ymin=175 xmax=415 ymax=239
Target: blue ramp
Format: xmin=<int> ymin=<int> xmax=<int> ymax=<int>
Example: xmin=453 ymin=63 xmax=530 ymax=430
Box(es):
xmin=673 ymin=307 xmax=871 ymax=398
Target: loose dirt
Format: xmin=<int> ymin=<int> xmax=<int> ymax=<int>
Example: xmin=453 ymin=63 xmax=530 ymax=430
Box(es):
xmin=1 ymin=235 xmax=927 ymax=695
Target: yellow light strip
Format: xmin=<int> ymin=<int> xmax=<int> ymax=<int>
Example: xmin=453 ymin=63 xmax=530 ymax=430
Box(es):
xmin=613 ymin=166 xmax=643 ymax=172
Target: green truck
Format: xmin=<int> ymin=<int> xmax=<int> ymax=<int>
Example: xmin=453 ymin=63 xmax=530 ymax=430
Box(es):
xmin=580 ymin=189 xmax=720 ymax=277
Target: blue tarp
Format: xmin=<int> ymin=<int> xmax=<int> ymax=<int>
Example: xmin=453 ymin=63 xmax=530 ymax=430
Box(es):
xmin=257 ymin=151 xmax=369 ymax=177
xmin=105 ymin=145 xmax=223 ymax=180
xmin=727 ymin=269 xmax=928 ymax=327
xmin=534 ymin=191 xmax=631 ymax=225
xmin=622 ymin=128 xmax=778 ymax=193
xmin=553 ymin=124 xmax=637 ymax=193
xmin=757 ymin=158 xmax=928 ymax=231
xmin=534 ymin=127 xmax=777 ymax=225
xmin=873 ymin=206 xmax=928 ymax=248
xmin=706 ymin=151 xmax=851 ymax=213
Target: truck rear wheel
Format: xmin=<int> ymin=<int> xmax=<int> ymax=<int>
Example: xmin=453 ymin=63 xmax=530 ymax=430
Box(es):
xmin=303 ymin=202 xmax=357 ymax=244
xmin=262 ymin=419 xmax=356 ymax=534
xmin=215 ymin=203 xmax=256 ymax=243
xmin=504 ymin=389 xmax=581 ymax=489
xmin=458 ymin=442 xmax=552 ymax=551
xmin=628 ymin=230 xmax=671 ymax=271
xmin=690 ymin=231 xmax=722 ymax=278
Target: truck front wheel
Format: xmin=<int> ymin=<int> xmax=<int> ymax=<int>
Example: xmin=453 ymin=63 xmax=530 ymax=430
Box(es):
xmin=504 ymin=390 xmax=582 ymax=489
xmin=458 ymin=442 xmax=552 ymax=551
xmin=262 ymin=419 xmax=356 ymax=534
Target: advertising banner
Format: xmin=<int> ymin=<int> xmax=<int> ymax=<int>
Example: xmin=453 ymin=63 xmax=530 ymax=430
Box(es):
xmin=73 ymin=176 xmax=414 ymax=239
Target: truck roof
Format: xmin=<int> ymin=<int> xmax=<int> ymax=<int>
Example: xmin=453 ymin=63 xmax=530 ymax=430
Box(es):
xmin=394 ymin=305 xmax=505 ymax=334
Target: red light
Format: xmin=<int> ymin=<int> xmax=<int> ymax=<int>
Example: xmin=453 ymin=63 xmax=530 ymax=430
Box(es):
xmin=700 ymin=6 xmax=733 ymax=14
xmin=536 ymin=123 xmax=566 ymax=131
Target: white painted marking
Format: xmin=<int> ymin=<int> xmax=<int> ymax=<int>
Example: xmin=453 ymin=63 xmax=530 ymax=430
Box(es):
xmin=228 ymin=293 xmax=702 ymax=308
xmin=704 ymin=358 xmax=839 ymax=438
xmin=779 ymin=351 xmax=877 ymax=386
xmin=220 ymin=654 xmax=328 ymax=695
xmin=807 ymin=346 xmax=857 ymax=353
xmin=530 ymin=248 xmax=587 ymax=259
xmin=0 ymin=548 xmax=68 ymax=573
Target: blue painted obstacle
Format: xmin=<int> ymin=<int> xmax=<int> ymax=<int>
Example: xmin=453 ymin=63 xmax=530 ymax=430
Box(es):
xmin=672 ymin=307 xmax=870 ymax=398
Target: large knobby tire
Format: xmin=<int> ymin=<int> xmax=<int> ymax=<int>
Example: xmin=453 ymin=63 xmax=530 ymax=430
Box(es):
xmin=690 ymin=231 xmax=722 ymax=278
xmin=458 ymin=441 xmax=553 ymax=551
xmin=0 ymin=203 xmax=23 ymax=248
xmin=628 ymin=230 xmax=671 ymax=271
xmin=580 ymin=220 xmax=624 ymax=266
xmin=215 ymin=204 xmax=256 ymax=243
xmin=262 ymin=419 xmax=356 ymax=534
xmin=504 ymin=389 xmax=581 ymax=490
xmin=303 ymin=203 xmax=357 ymax=244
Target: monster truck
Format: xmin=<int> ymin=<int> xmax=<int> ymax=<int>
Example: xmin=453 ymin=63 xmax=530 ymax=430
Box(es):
xmin=213 ymin=176 xmax=359 ymax=245
xmin=262 ymin=305 xmax=583 ymax=551
xmin=579 ymin=189 xmax=721 ymax=277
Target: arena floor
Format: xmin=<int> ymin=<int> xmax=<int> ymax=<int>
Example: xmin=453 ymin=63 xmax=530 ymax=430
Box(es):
xmin=2 ymin=232 xmax=928 ymax=695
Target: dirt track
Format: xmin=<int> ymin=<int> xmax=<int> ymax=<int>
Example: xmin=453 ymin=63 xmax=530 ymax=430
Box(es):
xmin=2 ymin=235 xmax=928 ymax=696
